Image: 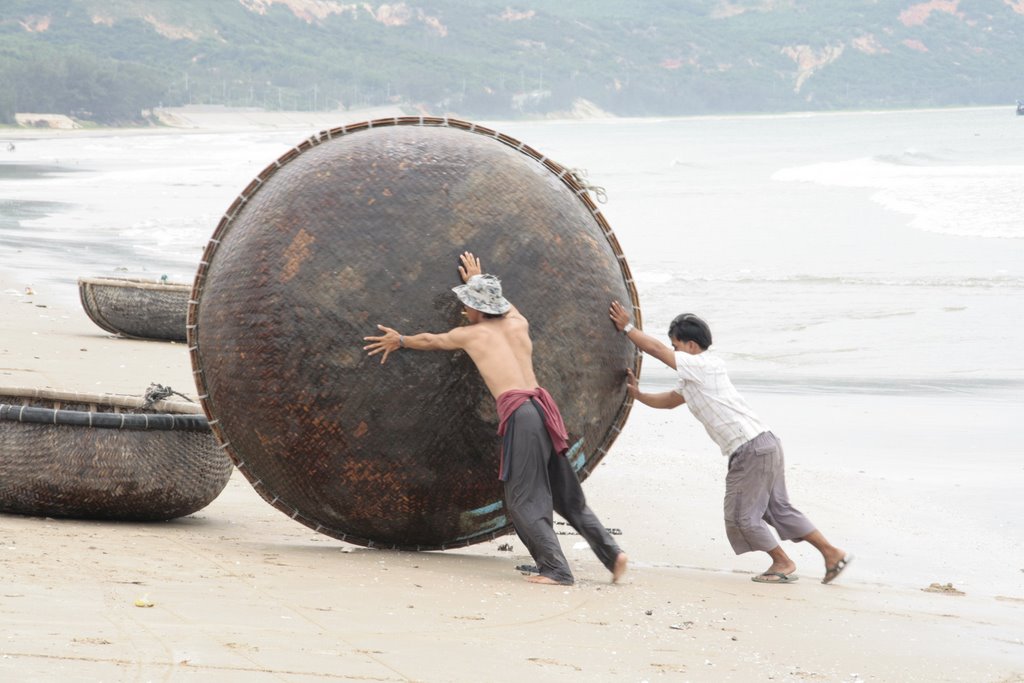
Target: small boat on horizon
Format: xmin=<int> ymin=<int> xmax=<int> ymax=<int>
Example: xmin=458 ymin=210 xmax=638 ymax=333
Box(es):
xmin=78 ymin=276 xmax=190 ymax=342
xmin=1017 ymin=100 xmax=1024 ymax=116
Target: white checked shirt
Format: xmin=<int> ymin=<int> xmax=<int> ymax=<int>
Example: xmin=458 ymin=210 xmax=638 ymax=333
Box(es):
xmin=674 ymin=351 xmax=767 ymax=456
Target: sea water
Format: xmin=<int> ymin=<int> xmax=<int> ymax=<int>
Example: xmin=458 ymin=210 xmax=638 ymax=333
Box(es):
xmin=499 ymin=108 xmax=1024 ymax=393
xmin=1 ymin=107 xmax=1022 ymax=393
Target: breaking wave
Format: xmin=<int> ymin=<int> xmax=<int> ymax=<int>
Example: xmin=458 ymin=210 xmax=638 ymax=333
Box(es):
xmin=773 ymin=154 xmax=1024 ymax=239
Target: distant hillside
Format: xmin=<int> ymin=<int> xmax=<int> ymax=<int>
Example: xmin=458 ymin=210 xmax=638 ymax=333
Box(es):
xmin=1 ymin=0 xmax=1023 ymax=124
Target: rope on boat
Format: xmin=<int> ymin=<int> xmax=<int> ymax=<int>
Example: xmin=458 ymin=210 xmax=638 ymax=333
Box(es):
xmin=140 ymin=383 xmax=194 ymax=410
xmin=566 ymin=167 xmax=608 ymax=204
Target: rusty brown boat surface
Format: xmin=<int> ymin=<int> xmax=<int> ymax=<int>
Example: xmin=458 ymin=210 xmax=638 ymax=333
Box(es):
xmin=190 ymin=116 xmax=641 ymax=550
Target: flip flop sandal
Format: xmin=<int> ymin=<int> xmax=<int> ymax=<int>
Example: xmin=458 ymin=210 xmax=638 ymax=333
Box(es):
xmin=751 ymin=571 xmax=798 ymax=584
xmin=822 ymin=554 xmax=853 ymax=584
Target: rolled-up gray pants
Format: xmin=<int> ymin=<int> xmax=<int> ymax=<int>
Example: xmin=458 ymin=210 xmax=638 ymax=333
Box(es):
xmin=724 ymin=431 xmax=816 ymax=554
xmin=503 ymin=400 xmax=622 ymax=585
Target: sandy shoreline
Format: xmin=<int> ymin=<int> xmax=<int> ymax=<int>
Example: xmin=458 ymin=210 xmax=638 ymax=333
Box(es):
xmin=1 ymin=104 xmax=1009 ymax=141
xmin=2 ymin=106 xmax=1024 ymax=681
xmin=1 ymin=274 xmax=1022 ymax=682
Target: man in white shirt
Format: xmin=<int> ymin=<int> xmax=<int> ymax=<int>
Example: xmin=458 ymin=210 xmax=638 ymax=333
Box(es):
xmin=609 ymin=301 xmax=851 ymax=585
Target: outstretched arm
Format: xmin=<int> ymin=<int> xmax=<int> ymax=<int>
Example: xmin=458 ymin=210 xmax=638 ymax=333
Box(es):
xmin=609 ymin=300 xmax=677 ymax=369
xmin=363 ymin=324 xmax=466 ymax=364
xmin=625 ymin=369 xmax=684 ymax=410
xmin=364 ymin=251 xmax=481 ymax=364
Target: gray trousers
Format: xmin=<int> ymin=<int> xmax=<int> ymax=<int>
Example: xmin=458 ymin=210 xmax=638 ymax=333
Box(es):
xmin=502 ymin=400 xmax=622 ymax=585
xmin=724 ymin=431 xmax=816 ymax=554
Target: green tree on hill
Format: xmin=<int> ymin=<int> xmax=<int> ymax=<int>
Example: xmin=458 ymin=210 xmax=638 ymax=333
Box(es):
xmin=0 ymin=0 xmax=1022 ymax=125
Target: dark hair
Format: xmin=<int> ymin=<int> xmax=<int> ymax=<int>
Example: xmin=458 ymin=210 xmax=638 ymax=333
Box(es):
xmin=668 ymin=313 xmax=712 ymax=350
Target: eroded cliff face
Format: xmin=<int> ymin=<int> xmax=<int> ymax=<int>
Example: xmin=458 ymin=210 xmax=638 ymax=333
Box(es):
xmin=781 ymin=44 xmax=845 ymax=93
xmin=224 ymin=1 xmax=451 ymax=35
xmin=12 ymin=1 xmax=451 ymax=39
xmin=237 ymin=0 xmax=358 ymax=22
xmin=711 ymin=0 xmax=797 ymax=20
xmin=4 ymin=0 xmax=1021 ymax=117
xmin=10 ymin=0 xmax=1015 ymax=52
xmin=16 ymin=15 xmax=49 ymax=32
xmin=899 ymin=0 xmax=962 ymax=27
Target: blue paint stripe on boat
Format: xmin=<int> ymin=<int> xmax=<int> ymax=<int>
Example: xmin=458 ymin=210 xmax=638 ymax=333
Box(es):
xmin=567 ymin=438 xmax=586 ymax=472
xmin=466 ymin=500 xmax=504 ymax=517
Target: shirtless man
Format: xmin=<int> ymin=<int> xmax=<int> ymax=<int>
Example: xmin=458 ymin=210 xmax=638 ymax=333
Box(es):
xmin=364 ymin=252 xmax=627 ymax=586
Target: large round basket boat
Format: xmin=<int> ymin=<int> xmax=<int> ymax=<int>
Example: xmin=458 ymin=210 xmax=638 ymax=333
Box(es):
xmin=190 ymin=116 xmax=641 ymax=550
xmin=79 ymin=276 xmax=190 ymax=342
xmin=0 ymin=386 xmax=233 ymax=521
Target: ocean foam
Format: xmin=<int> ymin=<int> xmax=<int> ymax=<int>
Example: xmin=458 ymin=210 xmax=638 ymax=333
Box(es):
xmin=773 ymin=155 xmax=1024 ymax=239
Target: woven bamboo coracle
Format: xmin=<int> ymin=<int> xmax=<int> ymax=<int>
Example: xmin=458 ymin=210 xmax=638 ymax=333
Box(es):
xmin=189 ymin=117 xmax=641 ymax=550
xmin=0 ymin=387 xmax=233 ymax=521
xmin=79 ymin=276 xmax=190 ymax=341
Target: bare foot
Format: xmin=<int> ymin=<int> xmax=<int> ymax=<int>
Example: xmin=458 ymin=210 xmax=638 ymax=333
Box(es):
xmin=611 ymin=552 xmax=628 ymax=584
xmin=526 ymin=575 xmax=566 ymax=585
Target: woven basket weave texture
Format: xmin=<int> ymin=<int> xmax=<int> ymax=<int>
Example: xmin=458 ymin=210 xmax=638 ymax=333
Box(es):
xmin=79 ymin=276 xmax=189 ymax=342
xmin=190 ymin=118 xmax=640 ymax=550
xmin=0 ymin=388 xmax=232 ymax=521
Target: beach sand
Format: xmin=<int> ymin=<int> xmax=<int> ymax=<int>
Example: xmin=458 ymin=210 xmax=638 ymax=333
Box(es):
xmin=2 ymin=277 xmax=1023 ymax=682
